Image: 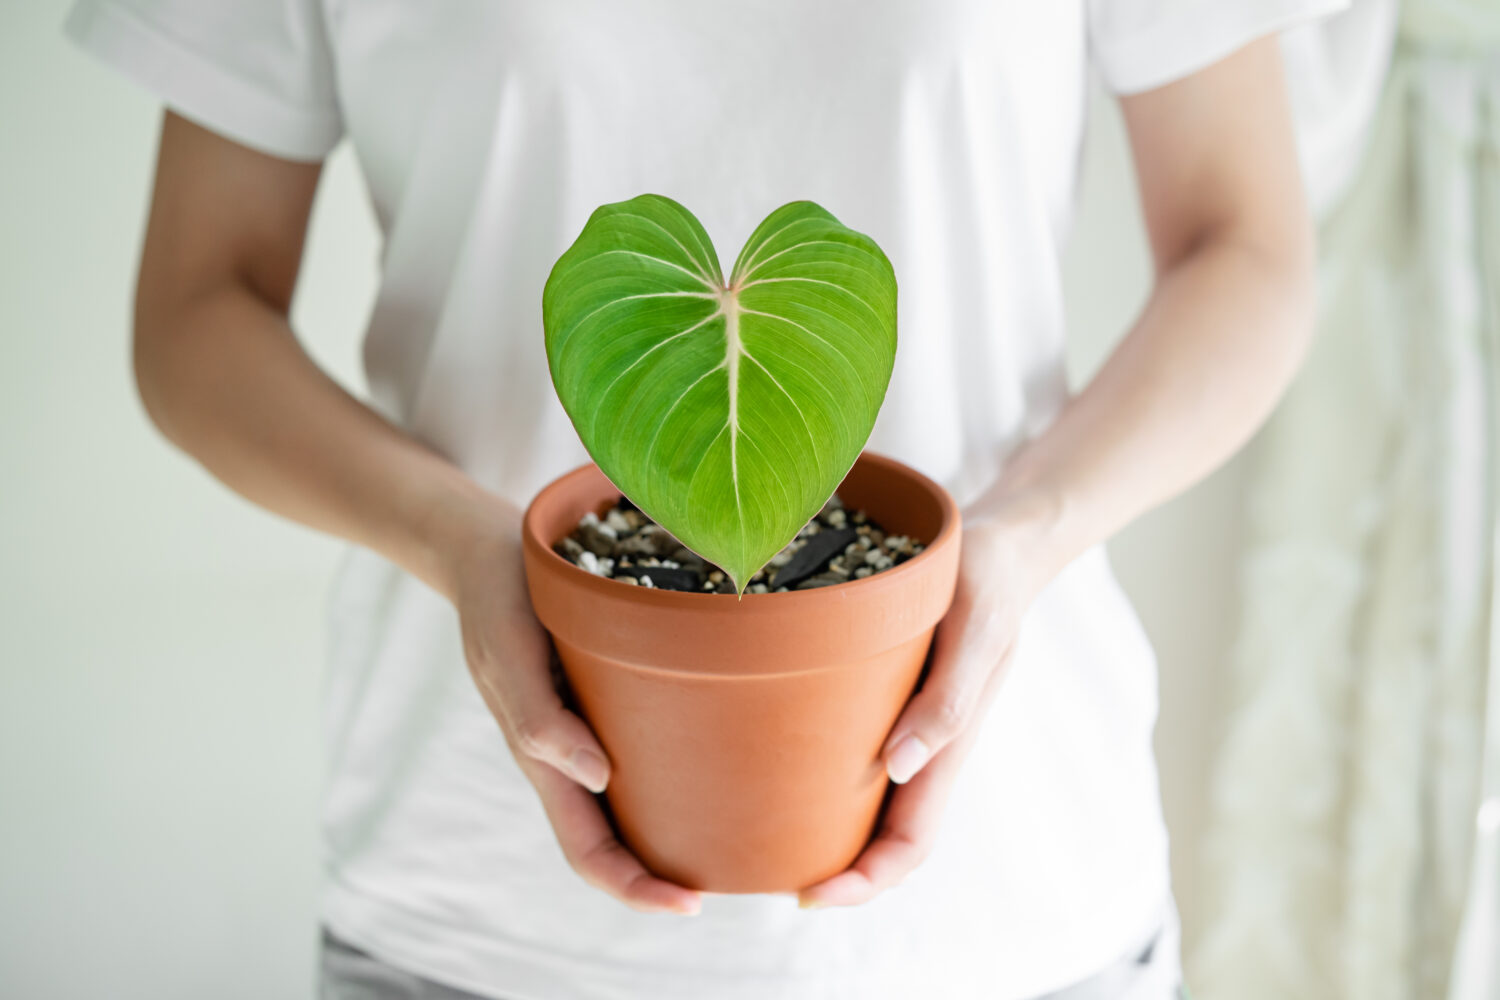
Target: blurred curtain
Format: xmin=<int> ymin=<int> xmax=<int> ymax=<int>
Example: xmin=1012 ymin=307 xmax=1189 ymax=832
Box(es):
xmin=1190 ymin=2 xmax=1500 ymax=998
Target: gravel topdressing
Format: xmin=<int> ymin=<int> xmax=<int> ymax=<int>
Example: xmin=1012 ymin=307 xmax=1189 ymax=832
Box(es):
xmin=552 ymin=494 xmax=926 ymax=594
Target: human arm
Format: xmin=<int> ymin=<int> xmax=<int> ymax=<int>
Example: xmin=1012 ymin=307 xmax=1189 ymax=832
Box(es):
xmin=798 ymin=36 xmax=1316 ymax=907
xmin=133 ymin=111 xmax=701 ymax=915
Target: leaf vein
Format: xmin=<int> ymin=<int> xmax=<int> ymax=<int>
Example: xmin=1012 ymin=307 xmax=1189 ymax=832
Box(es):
xmin=732 ymin=216 xmax=822 ymax=281
xmin=737 ymin=431 xmax=795 ymax=537
xmin=737 ymin=306 xmax=868 ymax=387
xmin=610 ymin=211 xmax=722 ymax=285
xmin=638 ymin=360 xmax=728 ymax=493
xmin=586 ymin=309 xmax=724 ymax=438
xmin=736 ymin=275 xmax=886 ymax=324
xmin=581 ymin=248 xmax=718 ymax=289
xmin=552 ymin=290 xmax=717 ymax=357
xmin=737 ymin=239 xmax=885 ymax=283
xmin=739 ymin=348 xmax=822 ymax=471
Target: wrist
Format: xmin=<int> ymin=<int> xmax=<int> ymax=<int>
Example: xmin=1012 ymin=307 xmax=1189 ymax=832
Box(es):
xmin=405 ymin=471 xmax=519 ymax=602
xmin=964 ymin=479 xmax=1078 ymax=599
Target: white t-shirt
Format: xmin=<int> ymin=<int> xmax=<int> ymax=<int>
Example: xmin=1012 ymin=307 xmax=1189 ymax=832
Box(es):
xmin=67 ymin=1 xmax=1343 ymax=996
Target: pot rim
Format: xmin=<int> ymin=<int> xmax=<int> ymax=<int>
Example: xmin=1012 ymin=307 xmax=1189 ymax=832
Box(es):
xmin=522 ymin=450 xmax=961 ymax=607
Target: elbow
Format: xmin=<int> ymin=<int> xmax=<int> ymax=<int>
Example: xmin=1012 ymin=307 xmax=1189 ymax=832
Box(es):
xmin=1215 ymin=213 xmax=1320 ymax=386
xmin=130 ymin=279 xmax=191 ymax=449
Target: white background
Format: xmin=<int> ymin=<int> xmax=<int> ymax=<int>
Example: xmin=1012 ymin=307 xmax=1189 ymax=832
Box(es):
xmin=0 ymin=3 xmax=1250 ymax=996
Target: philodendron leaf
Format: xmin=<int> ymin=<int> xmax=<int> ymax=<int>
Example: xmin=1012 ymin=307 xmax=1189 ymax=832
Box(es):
xmin=543 ymin=194 xmax=896 ymax=594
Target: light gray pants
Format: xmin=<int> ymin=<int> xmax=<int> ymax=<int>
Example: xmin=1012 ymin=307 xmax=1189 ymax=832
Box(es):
xmin=321 ymin=901 xmax=1185 ymax=1000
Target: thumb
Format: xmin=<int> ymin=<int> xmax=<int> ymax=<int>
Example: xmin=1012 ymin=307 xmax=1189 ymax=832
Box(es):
xmin=881 ymin=590 xmax=1009 ymax=784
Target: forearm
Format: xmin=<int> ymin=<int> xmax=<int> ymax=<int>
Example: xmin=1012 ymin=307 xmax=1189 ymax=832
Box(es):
xmin=134 ymin=284 xmax=488 ymax=599
xmin=979 ymin=228 xmax=1315 ymax=584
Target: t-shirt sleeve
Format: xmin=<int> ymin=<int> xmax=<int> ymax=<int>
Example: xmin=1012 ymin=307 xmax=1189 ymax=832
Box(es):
xmin=64 ymin=0 xmax=342 ymax=161
xmin=1088 ymin=0 xmax=1352 ymax=95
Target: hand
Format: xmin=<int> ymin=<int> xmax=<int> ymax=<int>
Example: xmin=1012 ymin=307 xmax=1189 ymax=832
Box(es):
xmin=797 ymin=491 xmax=1062 ymax=908
xmin=437 ymin=493 xmax=703 ymax=916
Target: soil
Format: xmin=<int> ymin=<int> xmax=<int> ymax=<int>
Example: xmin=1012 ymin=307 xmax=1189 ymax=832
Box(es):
xmin=551 ymin=494 xmax=926 ymax=594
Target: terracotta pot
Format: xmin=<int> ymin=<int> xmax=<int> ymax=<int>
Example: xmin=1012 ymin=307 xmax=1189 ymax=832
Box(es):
xmin=521 ymin=451 xmax=961 ymax=893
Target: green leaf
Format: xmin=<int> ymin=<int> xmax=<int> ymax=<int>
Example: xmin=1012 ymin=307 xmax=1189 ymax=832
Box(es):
xmin=543 ymin=194 xmax=897 ymax=594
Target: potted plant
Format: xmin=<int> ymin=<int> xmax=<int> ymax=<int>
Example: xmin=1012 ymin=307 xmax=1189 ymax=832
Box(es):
xmin=522 ymin=194 xmax=960 ymax=893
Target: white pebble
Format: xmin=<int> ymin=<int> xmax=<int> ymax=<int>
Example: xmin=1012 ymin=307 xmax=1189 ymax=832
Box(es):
xmin=619 ymin=576 xmax=639 ymax=586
xmin=580 ymin=511 xmax=600 ymax=527
xmin=827 ymin=508 xmax=846 ymax=527
xmin=604 ymin=510 xmax=632 ymax=535
xmin=748 ymin=584 xmax=769 ymax=594
xmin=854 ymin=566 xmax=873 ymax=578
xmin=639 ymin=575 xmax=655 ymax=588
xmin=579 ymin=551 xmax=602 ymax=575
xmin=863 ymin=548 xmax=884 ymax=567
xmin=769 ymin=550 xmax=793 ymax=567
xmin=662 ymin=559 xmax=680 ymax=569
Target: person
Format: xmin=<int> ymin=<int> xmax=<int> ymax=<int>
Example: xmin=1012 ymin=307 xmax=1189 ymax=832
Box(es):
xmin=66 ymin=0 xmax=1336 ymax=996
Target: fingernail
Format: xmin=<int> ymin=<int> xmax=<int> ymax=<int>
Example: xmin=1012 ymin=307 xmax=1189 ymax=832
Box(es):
xmin=676 ymin=895 xmax=702 ymax=916
xmin=798 ymin=896 xmax=827 ymax=910
xmin=886 ymin=735 xmax=929 ymax=785
xmin=569 ymin=748 xmax=610 ymax=793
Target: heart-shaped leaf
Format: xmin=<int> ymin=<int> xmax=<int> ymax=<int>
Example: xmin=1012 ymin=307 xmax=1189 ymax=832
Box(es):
xmin=543 ymin=194 xmax=896 ymax=594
